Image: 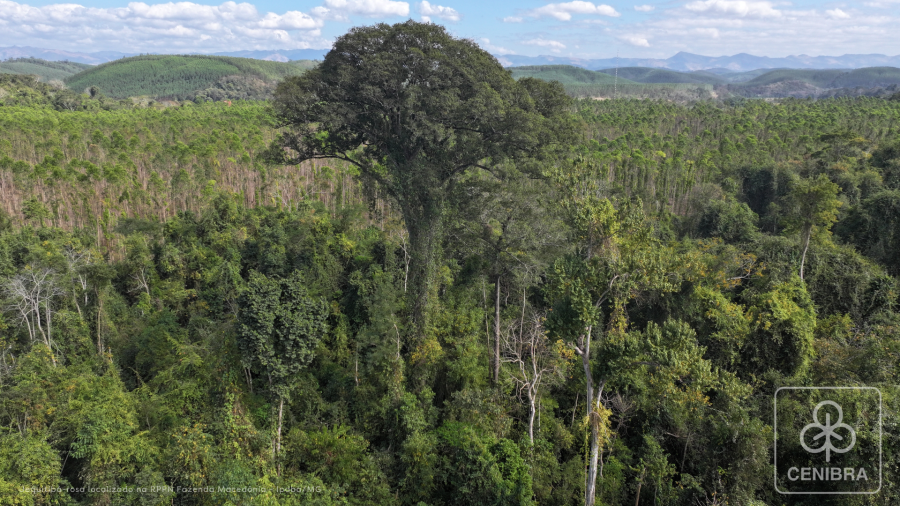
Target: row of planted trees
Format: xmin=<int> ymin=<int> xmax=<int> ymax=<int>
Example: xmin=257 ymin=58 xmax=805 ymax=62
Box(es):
xmin=0 ymin=101 xmax=375 ymax=256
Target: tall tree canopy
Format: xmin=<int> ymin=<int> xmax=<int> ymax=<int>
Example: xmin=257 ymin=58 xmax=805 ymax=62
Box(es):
xmin=237 ymin=270 xmax=329 ymax=457
xmin=271 ymin=20 xmax=575 ymax=333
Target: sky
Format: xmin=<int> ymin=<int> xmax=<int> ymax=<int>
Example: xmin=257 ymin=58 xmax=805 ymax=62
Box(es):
xmin=1 ymin=0 xmax=899 ymax=58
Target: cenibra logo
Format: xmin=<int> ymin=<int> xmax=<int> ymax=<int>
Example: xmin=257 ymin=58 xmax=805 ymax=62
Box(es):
xmin=774 ymin=387 xmax=882 ymax=495
xmin=800 ymin=401 xmax=856 ymax=462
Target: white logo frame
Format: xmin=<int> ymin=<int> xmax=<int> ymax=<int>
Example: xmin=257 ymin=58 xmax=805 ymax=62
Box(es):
xmin=774 ymin=386 xmax=882 ymax=495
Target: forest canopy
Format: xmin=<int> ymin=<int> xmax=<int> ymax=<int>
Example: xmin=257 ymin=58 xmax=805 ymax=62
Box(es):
xmin=2 ymin=20 xmax=900 ymax=506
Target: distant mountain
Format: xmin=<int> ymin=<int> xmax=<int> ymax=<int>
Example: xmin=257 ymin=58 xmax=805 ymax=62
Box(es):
xmin=7 ymin=45 xmax=900 ymax=73
xmin=500 ymin=51 xmax=900 ymax=72
xmin=0 ymin=46 xmax=135 ymax=64
xmin=514 ymin=64 xmax=900 ymax=100
xmin=210 ymin=49 xmax=328 ymax=61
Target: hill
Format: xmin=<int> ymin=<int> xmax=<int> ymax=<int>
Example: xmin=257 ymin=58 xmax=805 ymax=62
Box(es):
xmin=712 ymin=68 xmax=784 ymax=83
xmin=508 ymin=65 xmax=718 ymax=101
xmin=596 ymin=67 xmax=724 ymax=85
xmin=0 ymin=58 xmax=92 ymax=82
xmin=720 ymin=67 xmax=900 ymax=98
xmin=64 ymin=54 xmax=313 ymax=100
xmin=509 ymin=65 xmax=628 ymax=85
xmin=830 ymin=67 xmax=900 ymax=88
xmin=739 ymin=69 xmax=847 ymax=87
xmin=0 ymin=73 xmax=133 ymax=111
xmin=511 ymin=64 xmax=900 ymax=100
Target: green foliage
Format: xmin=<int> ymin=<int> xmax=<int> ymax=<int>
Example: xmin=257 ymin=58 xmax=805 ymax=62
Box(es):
xmin=838 ymin=189 xmax=900 ymax=276
xmin=743 ymin=276 xmax=817 ymax=377
xmin=65 ymin=55 xmax=308 ymax=100
xmin=273 ymin=20 xmax=575 ymax=334
xmin=22 ymin=197 xmax=50 ymax=224
xmin=694 ymin=197 xmax=760 ymax=243
xmin=783 ymin=174 xmax=842 ymax=237
xmin=238 ymin=270 xmax=329 ymax=399
xmin=783 ymin=173 xmax=842 ymax=279
xmin=432 ymin=422 xmax=533 ymax=506
xmin=0 ymin=57 xmax=91 ymax=82
xmin=0 ymin=431 xmax=69 ymax=506
xmin=284 ymin=426 xmax=393 ymax=505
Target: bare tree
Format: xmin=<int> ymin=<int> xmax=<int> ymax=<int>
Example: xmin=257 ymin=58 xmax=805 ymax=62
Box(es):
xmin=63 ymin=246 xmax=92 ymax=318
xmin=130 ymin=267 xmax=152 ymax=297
xmin=2 ymin=268 xmax=64 ymax=366
xmin=501 ymin=309 xmax=567 ymax=444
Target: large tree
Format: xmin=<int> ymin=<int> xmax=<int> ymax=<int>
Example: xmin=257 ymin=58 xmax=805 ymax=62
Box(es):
xmin=237 ymin=270 xmax=329 ymax=459
xmin=784 ymin=174 xmax=842 ymax=280
xmin=271 ymin=20 xmax=574 ymax=334
xmin=547 ymin=158 xmax=683 ymax=506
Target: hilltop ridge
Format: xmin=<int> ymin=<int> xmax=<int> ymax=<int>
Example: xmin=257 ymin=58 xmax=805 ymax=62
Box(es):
xmin=63 ymin=54 xmax=315 ymax=101
xmin=5 ymin=45 xmax=900 ymax=72
xmin=510 ymin=64 xmax=900 ymax=100
xmin=500 ymin=51 xmax=900 ymax=72
xmin=0 ymin=57 xmax=91 ymax=82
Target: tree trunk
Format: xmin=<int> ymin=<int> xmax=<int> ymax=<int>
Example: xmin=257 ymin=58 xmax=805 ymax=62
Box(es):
xmin=586 ymin=381 xmax=605 ymax=506
xmin=97 ymin=288 xmax=104 ymax=356
xmin=634 ymin=467 xmax=646 ymax=506
xmin=587 ymin=419 xmax=600 ymax=506
xmin=275 ymin=397 xmax=284 ymax=458
xmin=528 ymin=392 xmax=536 ymax=444
xmin=800 ymin=225 xmax=811 ymax=281
xmin=404 ymin=204 xmax=443 ymax=340
xmin=494 ymin=275 xmax=501 ymax=385
xmin=580 ymin=325 xmax=603 ymax=506
xmin=45 ymin=298 xmax=56 ymax=367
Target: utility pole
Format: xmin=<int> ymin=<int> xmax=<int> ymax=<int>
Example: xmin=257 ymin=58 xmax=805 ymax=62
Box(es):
xmin=614 ymin=48 xmax=619 ymax=99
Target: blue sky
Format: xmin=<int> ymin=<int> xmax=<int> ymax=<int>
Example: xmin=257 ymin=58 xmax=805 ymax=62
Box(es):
xmin=2 ymin=0 xmax=899 ymax=58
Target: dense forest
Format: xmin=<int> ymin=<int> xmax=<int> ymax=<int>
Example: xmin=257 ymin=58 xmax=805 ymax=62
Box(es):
xmin=3 ymin=21 xmax=900 ymax=506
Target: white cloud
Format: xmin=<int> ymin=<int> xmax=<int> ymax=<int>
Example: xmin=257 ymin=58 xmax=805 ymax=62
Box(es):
xmin=502 ymin=16 xmax=523 ymax=22
xmin=610 ymin=2 xmax=900 ymax=59
xmin=684 ymin=0 xmax=781 ymax=18
xmin=692 ymin=27 xmax=720 ymax=38
xmin=522 ymin=38 xmax=566 ymax=52
xmin=257 ymin=11 xmax=321 ymax=30
xmin=634 ymin=5 xmax=654 ymax=12
xmin=418 ymin=1 xmax=458 ymax=22
xmin=620 ymin=34 xmax=650 ymax=47
xmin=321 ymin=0 xmax=409 ymax=18
xmin=0 ymin=0 xmax=329 ymax=51
xmin=826 ymin=8 xmax=850 ymax=19
xmin=525 ymin=1 xmax=619 ymax=21
xmin=479 ymin=37 xmax=512 ymax=55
